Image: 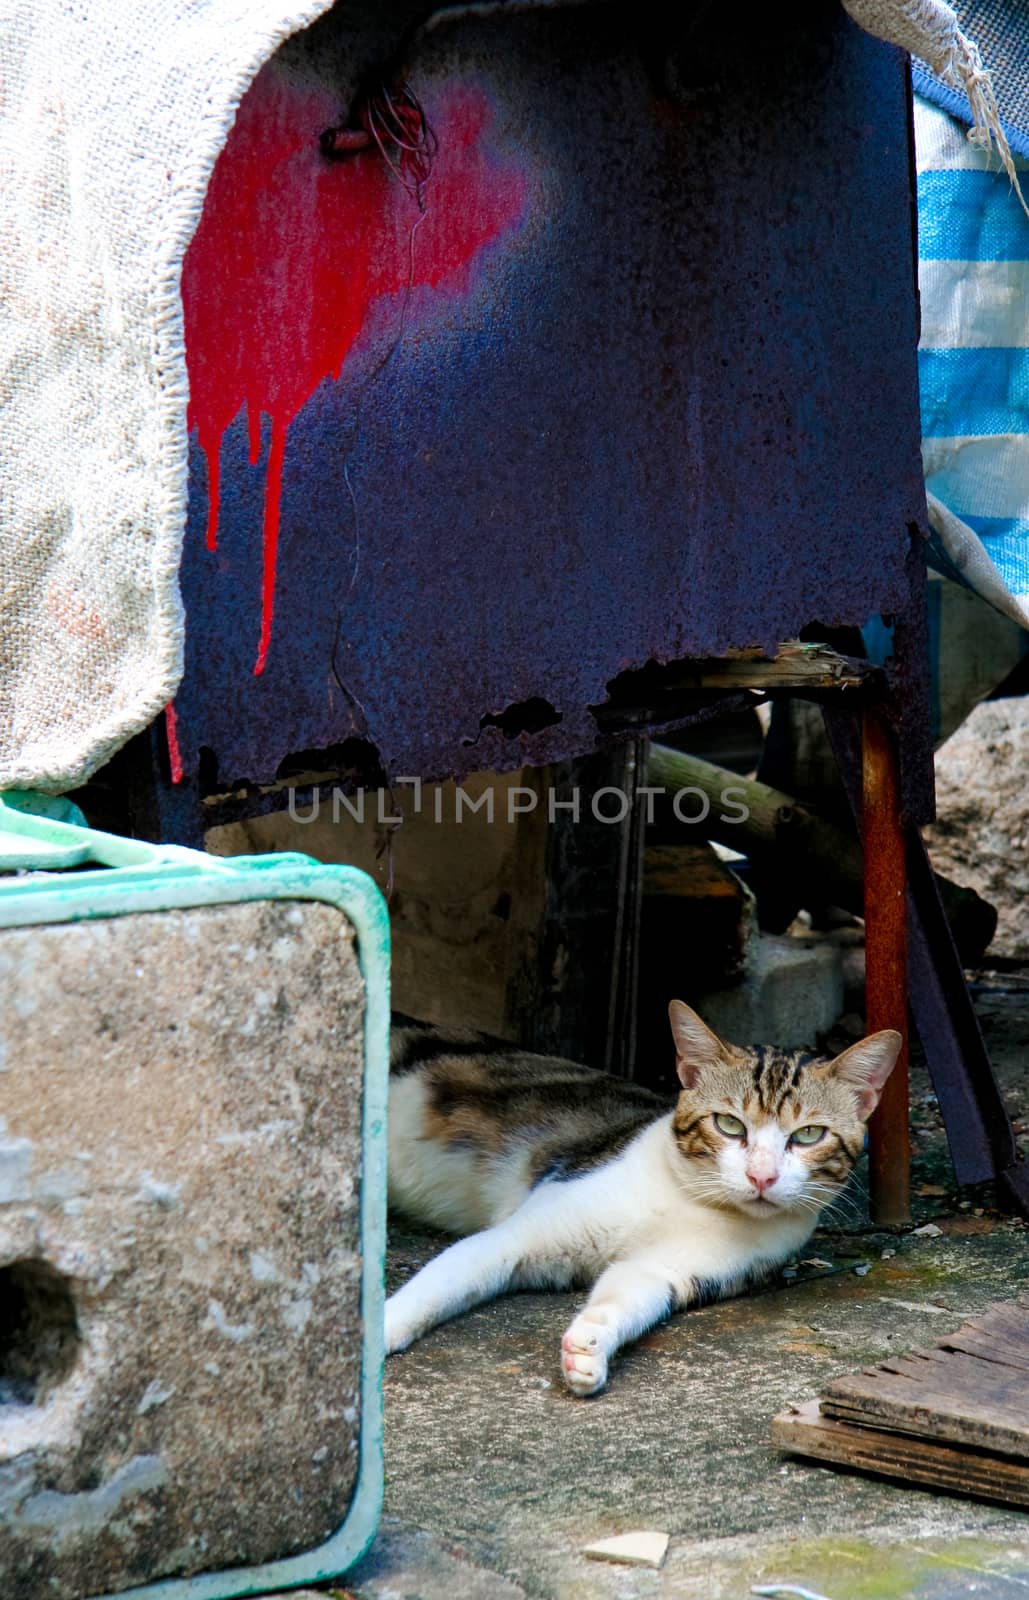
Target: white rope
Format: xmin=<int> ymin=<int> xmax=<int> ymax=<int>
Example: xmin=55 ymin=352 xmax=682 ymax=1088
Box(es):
xmin=842 ymin=0 xmax=1029 ymax=220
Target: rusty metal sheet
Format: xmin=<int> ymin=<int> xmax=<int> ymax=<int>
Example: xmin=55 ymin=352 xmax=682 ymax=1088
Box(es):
xmin=172 ymin=0 xmax=926 ymax=799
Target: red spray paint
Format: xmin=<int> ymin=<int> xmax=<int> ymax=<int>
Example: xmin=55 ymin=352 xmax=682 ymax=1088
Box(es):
xmin=182 ymin=67 xmax=528 ymax=674
xmin=164 ymin=702 xmax=184 ymax=784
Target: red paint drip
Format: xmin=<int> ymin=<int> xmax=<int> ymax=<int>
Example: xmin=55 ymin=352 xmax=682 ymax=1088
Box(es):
xmin=182 ymin=68 xmax=528 ymax=674
xmin=164 ymin=702 xmax=184 ymax=784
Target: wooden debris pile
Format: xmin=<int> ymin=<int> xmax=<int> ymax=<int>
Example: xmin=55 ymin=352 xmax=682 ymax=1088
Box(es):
xmin=772 ymin=1296 xmax=1029 ymax=1508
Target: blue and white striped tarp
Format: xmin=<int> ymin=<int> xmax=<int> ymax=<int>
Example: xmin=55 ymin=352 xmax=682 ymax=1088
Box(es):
xmin=915 ymin=93 xmax=1029 ymax=629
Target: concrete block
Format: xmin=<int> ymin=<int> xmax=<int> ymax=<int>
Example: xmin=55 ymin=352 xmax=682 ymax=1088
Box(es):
xmin=696 ymin=932 xmax=845 ymax=1047
xmin=0 ymin=897 xmax=371 ymax=1599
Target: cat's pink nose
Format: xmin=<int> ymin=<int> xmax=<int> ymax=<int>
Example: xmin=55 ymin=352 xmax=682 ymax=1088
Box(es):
xmin=747 ymin=1171 xmax=776 ymax=1193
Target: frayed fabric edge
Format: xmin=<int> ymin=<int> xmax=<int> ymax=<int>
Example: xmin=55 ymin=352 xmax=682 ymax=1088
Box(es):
xmin=842 ymin=0 xmax=1029 ymax=218
xmin=0 ymin=2 xmax=341 ymax=798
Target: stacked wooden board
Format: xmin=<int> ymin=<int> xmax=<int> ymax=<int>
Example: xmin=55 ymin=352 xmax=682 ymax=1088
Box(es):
xmin=772 ymin=1297 xmax=1029 ymax=1507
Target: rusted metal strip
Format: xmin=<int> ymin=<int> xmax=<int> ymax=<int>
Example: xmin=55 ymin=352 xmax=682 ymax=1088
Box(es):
xmin=862 ymin=706 xmax=911 ymax=1225
xmin=824 ymin=701 xmax=1027 ymax=1219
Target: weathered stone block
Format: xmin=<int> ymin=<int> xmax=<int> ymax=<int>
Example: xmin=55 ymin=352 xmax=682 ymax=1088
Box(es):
xmin=696 ymin=931 xmax=846 ymax=1048
xmin=925 ymin=695 xmax=1029 ymax=960
xmin=0 ymin=898 xmax=368 ymax=1599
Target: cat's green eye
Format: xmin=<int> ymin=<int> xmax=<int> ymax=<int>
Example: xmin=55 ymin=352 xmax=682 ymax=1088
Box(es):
xmin=791 ymin=1125 xmax=826 ymax=1147
xmin=713 ymin=1113 xmax=746 ymax=1138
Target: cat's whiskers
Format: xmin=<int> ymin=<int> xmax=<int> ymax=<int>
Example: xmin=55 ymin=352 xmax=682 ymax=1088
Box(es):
xmin=804 ymin=1181 xmax=851 ymax=1203
xmin=672 ymin=1179 xmax=737 ymax=1211
xmin=671 ymin=1169 xmax=738 ymax=1202
xmin=801 ymin=1191 xmax=854 ymax=1219
xmin=802 ymin=1183 xmax=866 ymax=1228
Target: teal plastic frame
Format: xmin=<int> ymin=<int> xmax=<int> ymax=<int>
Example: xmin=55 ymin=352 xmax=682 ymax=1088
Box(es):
xmin=0 ymin=796 xmax=389 ymax=1600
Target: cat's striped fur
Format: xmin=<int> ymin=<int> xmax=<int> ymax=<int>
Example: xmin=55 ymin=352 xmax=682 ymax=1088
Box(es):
xmin=385 ymin=1002 xmax=900 ymax=1394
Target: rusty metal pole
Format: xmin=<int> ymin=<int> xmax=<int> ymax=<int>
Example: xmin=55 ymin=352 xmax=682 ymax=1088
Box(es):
xmin=862 ymin=706 xmax=911 ymax=1225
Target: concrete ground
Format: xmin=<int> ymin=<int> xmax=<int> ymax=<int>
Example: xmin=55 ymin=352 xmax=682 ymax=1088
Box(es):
xmin=304 ymin=976 xmax=1029 ymax=1600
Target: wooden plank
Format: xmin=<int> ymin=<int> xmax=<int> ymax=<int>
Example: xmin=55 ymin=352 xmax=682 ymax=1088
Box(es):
xmin=874 ymin=1349 xmax=1029 ymax=1399
xmin=940 ymin=1324 xmax=1029 ymax=1376
xmin=937 ymin=1329 xmax=1029 ymax=1373
xmin=825 ymin=1349 xmax=1029 ymax=1399
xmin=772 ymin=1400 xmax=1029 ymax=1509
xmin=969 ymin=1296 xmax=1029 ymax=1322
xmin=821 ymin=1344 xmax=1029 ymax=1457
xmin=643 ymin=843 xmax=744 ymax=903
xmin=819 ymin=1403 xmax=1029 ymax=1457
xmin=825 ymin=1376 xmax=1029 ymax=1440
xmin=593 ymin=643 xmax=877 ymax=735
xmin=940 ymin=1321 xmax=1029 ymax=1358
xmin=669 ymin=642 xmax=874 ymax=691
xmin=946 ymin=1307 xmax=1029 ymax=1347
xmin=931 ymin=1301 xmax=1029 ymax=1373
xmin=961 ymin=1302 xmax=1029 ymax=1345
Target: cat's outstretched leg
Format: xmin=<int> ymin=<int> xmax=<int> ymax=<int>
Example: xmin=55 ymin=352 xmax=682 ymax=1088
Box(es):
xmin=561 ymin=1256 xmax=689 ymax=1396
xmin=385 ymin=1218 xmax=541 ymax=1353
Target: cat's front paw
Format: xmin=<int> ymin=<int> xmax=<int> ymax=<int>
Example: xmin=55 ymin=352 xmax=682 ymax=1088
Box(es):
xmin=560 ymin=1312 xmax=614 ymax=1396
xmin=384 ymin=1294 xmax=418 ymax=1355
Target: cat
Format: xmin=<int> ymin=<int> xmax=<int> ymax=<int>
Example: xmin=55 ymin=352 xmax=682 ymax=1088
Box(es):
xmin=384 ymin=1001 xmax=900 ymax=1395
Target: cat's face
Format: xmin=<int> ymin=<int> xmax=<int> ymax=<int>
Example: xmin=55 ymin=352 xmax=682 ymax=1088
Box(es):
xmin=667 ymin=1000 xmax=901 ymax=1219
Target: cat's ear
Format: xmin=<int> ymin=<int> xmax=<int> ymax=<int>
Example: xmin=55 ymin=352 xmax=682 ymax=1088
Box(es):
xmin=669 ymin=1000 xmax=726 ymax=1089
xmin=826 ymin=1030 xmax=903 ymax=1119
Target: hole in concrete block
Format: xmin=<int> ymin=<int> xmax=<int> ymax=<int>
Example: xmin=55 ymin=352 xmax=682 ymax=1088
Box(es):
xmin=0 ymin=1259 xmax=81 ymax=1405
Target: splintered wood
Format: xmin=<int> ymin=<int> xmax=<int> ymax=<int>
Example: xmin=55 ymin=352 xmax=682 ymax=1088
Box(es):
xmin=771 ymin=1297 xmax=1029 ymax=1508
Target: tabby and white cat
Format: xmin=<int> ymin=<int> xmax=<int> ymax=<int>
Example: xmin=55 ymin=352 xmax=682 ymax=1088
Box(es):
xmin=385 ymin=1002 xmax=900 ymax=1395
